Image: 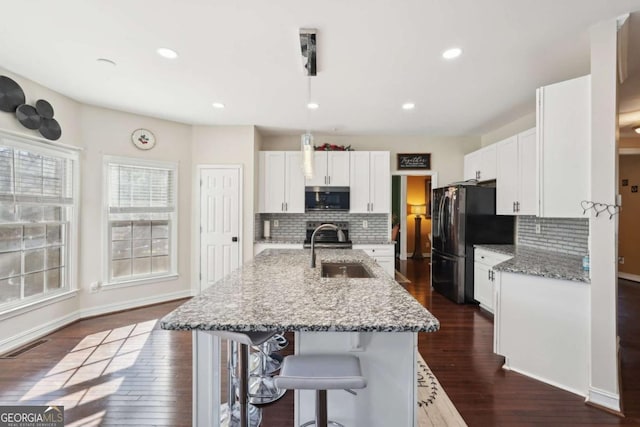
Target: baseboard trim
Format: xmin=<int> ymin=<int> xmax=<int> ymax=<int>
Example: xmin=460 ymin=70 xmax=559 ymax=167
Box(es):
xmin=618 ymin=272 xmax=640 ymax=283
xmin=0 ymin=311 xmax=80 ymax=356
xmin=0 ymin=289 xmax=193 ymax=356
xmin=502 ymin=359 xmax=587 ymax=398
xmin=78 ymin=289 xmax=193 ymax=319
xmin=586 ymin=387 xmax=622 ymax=415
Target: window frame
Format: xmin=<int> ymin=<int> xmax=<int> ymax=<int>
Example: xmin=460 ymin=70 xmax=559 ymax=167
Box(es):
xmin=0 ymin=132 xmax=80 ymax=317
xmin=102 ymin=155 xmax=179 ymax=287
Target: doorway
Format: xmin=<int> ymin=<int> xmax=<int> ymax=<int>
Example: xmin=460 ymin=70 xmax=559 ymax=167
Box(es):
xmin=196 ymin=165 xmax=243 ymax=293
xmin=618 ymin=152 xmax=640 ymax=282
xmin=391 ymin=172 xmax=438 ymax=261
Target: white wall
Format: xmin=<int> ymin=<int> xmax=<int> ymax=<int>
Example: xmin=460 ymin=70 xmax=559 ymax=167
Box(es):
xmin=77 ymin=105 xmax=193 ymax=314
xmin=587 ymin=17 xmax=620 ymax=412
xmin=261 ymin=134 xmax=479 ymax=188
xmin=480 ymin=112 xmax=536 ymax=146
xmin=191 ymin=126 xmax=257 ymax=263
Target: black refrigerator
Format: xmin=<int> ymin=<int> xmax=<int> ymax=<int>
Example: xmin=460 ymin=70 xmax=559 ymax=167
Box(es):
xmin=431 ymin=185 xmax=514 ymax=304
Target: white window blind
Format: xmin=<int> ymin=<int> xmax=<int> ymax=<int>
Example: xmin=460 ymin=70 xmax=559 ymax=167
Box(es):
xmin=104 ymin=157 xmax=178 ymax=284
xmin=0 ymin=146 xmax=74 ymax=205
xmin=108 ymin=164 xmax=175 ymax=214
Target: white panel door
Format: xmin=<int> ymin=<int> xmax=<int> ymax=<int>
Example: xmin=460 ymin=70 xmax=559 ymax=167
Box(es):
xmin=285 ymin=152 xmax=305 ymax=213
xmin=517 ymin=128 xmax=538 ymax=215
xmin=327 ymin=151 xmax=350 ymax=186
xmin=200 ymin=167 xmax=240 ymax=292
xmin=369 ymin=151 xmax=390 ymax=213
xmin=349 ymin=152 xmax=370 ymax=213
xmin=496 ymin=136 xmax=518 ymax=215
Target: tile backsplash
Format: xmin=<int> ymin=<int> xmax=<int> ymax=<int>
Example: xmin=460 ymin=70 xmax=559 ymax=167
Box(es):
xmin=255 ymin=212 xmax=389 ymax=242
xmin=517 ymin=216 xmax=589 ymax=256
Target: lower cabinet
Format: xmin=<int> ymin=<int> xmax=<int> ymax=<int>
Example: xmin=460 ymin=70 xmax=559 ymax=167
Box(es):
xmin=474 ymin=248 xmax=512 ymax=314
xmin=353 ymin=244 xmax=395 ymax=278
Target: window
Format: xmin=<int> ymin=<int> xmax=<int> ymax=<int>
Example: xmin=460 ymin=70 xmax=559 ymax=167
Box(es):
xmin=0 ymin=136 xmax=78 ymax=310
xmin=104 ymin=157 xmax=177 ymax=285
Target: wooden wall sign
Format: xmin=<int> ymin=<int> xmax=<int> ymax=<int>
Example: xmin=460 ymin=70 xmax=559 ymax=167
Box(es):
xmin=397 ymin=153 xmax=431 ymax=170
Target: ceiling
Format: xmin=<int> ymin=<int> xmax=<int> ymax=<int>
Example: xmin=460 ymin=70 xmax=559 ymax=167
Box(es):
xmin=1 ymin=0 xmax=640 ymax=137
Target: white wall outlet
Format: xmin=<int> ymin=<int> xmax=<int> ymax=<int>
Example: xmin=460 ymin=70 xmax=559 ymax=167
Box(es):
xmin=619 ymin=256 xmax=625 ymax=264
xmin=273 ymin=219 xmax=279 ymax=228
xmin=362 ymin=220 xmax=368 ymax=229
xmin=90 ymin=281 xmax=101 ymax=293
xmin=535 ymin=224 xmax=541 ymax=234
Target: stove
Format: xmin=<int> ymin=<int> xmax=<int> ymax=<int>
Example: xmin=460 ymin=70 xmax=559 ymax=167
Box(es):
xmin=303 ymin=221 xmax=352 ymax=249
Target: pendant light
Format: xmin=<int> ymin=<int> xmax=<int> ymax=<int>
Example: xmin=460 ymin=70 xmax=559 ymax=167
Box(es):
xmin=300 ymin=28 xmax=317 ymax=179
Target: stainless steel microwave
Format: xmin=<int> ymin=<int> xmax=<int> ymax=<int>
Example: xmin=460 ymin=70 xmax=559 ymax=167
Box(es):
xmin=305 ymin=186 xmax=350 ymax=211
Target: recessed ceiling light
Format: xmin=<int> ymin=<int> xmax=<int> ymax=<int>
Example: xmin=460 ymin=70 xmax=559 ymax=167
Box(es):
xmin=156 ymin=47 xmax=178 ymax=59
xmin=402 ymin=102 xmax=415 ymax=110
xmin=634 ymin=126 xmax=640 ymax=134
xmin=96 ymin=58 xmax=116 ymax=66
xmin=442 ymin=48 xmax=462 ymax=59
xmin=307 ymin=102 xmax=319 ymax=110
xmin=212 ymin=102 xmax=225 ymax=109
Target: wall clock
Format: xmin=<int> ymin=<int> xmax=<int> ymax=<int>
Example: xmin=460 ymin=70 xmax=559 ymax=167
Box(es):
xmin=131 ymin=128 xmax=156 ymax=150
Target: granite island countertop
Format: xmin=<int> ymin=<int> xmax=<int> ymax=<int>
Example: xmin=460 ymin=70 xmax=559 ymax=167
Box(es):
xmin=475 ymin=244 xmax=589 ymax=283
xmin=161 ymin=249 xmax=439 ymax=333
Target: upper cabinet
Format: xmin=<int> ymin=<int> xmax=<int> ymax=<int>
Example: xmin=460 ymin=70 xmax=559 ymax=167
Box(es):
xmin=496 ymin=128 xmax=537 ymax=215
xmin=537 ymin=75 xmax=590 ymax=218
xmin=305 ymin=151 xmax=350 ymax=187
xmin=258 ymin=151 xmax=305 ymax=213
xmin=350 ymin=151 xmax=390 ymax=213
xmin=464 ymin=144 xmax=497 ymax=182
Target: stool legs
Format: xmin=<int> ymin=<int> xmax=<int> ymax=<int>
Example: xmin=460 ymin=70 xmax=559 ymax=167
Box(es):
xmin=237 ymin=343 xmax=250 ymax=427
xmin=316 ymin=390 xmax=328 ymax=427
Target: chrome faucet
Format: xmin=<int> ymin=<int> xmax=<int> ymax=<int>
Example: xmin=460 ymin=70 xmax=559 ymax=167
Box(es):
xmin=310 ymin=224 xmax=346 ymax=268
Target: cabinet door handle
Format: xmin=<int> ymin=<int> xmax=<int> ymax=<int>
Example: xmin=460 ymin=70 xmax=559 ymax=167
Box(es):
xmin=281 ymin=202 xmax=284 ymax=211
xmin=516 ymin=201 xmax=520 ymax=212
xmin=328 ymin=176 xmax=331 ymax=185
xmin=285 ymin=202 xmax=288 ymax=211
xmin=512 ymin=202 xmax=515 ymax=213
xmin=488 ymin=270 xmax=491 ymax=280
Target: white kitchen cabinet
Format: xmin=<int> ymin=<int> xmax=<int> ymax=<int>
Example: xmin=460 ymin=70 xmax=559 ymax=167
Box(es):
xmin=350 ymin=151 xmax=390 ymax=213
xmin=496 ymin=128 xmax=537 ymax=215
xmin=537 ymin=75 xmax=590 ymax=218
xmin=305 ymin=151 xmax=350 ymax=187
xmin=464 ymin=144 xmax=497 ymax=182
xmin=473 ymin=248 xmax=512 ymax=313
xmin=259 ymin=151 xmax=305 ymax=213
xmin=353 ymin=244 xmax=395 ymax=277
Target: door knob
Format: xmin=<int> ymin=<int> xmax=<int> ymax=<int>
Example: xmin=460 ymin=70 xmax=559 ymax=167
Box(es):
xmin=232 ymin=237 xmax=238 ymax=242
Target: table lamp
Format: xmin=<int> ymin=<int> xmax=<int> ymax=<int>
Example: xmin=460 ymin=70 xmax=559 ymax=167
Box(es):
xmin=410 ymin=204 xmax=427 ymax=260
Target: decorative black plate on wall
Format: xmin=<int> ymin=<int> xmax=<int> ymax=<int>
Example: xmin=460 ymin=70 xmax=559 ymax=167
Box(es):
xmin=35 ymin=99 xmax=54 ymax=119
xmin=39 ymin=117 xmax=62 ymax=141
xmin=0 ymin=76 xmax=26 ymax=112
xmin=16 ymin=104 xmax=41 ymax=130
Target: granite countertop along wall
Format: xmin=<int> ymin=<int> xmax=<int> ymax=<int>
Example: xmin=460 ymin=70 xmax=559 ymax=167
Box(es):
xmin=476 ymin=244 xmax=589 ymax=283
xmin=161 ymin=249 xmax=439 ymax=333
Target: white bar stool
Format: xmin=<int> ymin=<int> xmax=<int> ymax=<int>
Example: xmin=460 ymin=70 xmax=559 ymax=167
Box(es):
xmin=214 ymin=331 xmax=277 ymax=427
xmin=274 ymin=354 xmax=367 ymax=427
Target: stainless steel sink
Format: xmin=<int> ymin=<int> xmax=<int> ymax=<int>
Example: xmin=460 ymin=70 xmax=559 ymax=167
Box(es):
xmin=321 ymin=262 xmax=373 ymax=278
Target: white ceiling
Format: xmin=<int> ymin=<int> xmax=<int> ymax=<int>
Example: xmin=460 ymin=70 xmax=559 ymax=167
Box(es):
xmin=1 ymin=0 xmax=640 ymax=136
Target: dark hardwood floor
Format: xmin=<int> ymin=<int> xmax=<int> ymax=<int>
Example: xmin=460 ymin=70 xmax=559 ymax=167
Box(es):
xmin=0 ymin=264 xmax=638 ymax=426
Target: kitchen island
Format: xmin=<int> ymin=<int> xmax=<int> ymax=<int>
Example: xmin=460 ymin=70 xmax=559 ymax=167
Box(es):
xmin=161 ymin=249 xmax=439 ymax=427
